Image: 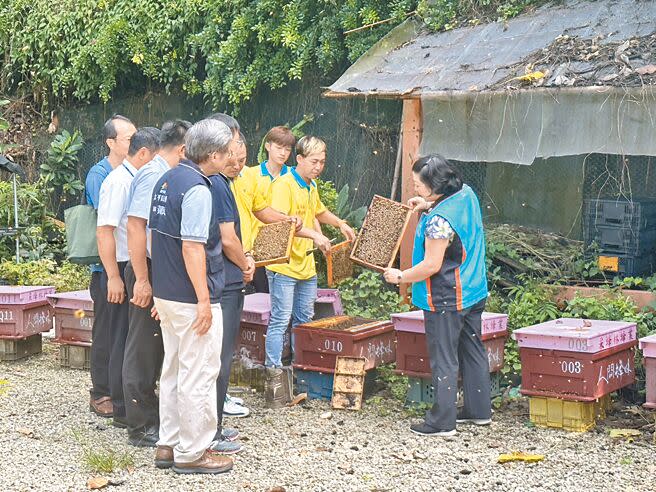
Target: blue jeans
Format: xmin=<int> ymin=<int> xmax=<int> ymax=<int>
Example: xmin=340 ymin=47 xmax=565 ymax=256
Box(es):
xmin=265 ymin=271 xmax=317 ymax=368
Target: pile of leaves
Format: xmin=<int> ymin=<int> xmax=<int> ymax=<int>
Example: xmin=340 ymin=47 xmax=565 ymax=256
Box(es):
xmin=492 ymin=34 xmax=656 ymax=90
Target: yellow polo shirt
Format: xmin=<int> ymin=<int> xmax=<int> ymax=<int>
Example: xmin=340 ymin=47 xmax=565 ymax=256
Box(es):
xmin=236 ymin=162 xmax=291 ymax=252
xmin=267 ymin=169 xmax=326 ymax=280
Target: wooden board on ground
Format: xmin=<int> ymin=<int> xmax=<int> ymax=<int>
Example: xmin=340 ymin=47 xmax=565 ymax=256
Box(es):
xmin=327 ymin=240 xmax=354 ymax=287
xmin=252 ymin=221 xmax=295 ymax=268
xmin=332 ymin=356 xmax=366 ymax=411
xmin=350 ymin=195 xmax=411 ymax=272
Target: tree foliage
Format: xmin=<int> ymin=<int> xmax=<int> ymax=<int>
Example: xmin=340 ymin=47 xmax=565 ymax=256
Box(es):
xmin=0 ymin=0 xmax=539 ymax=109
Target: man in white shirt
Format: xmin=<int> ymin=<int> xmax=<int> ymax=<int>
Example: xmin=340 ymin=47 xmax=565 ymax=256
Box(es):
xmin=96 ymin=127 xmax=161 ymax=427
xmin=123 ymin=120 xmax=190 ymax=447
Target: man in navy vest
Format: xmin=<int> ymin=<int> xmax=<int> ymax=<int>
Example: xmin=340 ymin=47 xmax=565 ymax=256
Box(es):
xmin=149 ymin=119 xmax=234 ymax=475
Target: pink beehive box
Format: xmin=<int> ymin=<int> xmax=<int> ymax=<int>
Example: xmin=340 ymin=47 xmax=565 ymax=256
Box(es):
xmin=242 ymin=290 xmax=345 ymax=326
xmin=391 ymin=310 xmax=508 ymax=338
xmin=513 ymin=318 xmax=637 ymax=353
xmin=47 ymin=290 xmax=93 ymax=311
xmin=639 ymin=334 xmax=656 ymax=358
xmin=0 ymin=286 xmax=55 ymax=305
xmin=241 ymin=293 xmax=271 ymax=326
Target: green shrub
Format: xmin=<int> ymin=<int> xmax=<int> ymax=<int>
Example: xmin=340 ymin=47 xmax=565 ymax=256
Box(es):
xmin=0 ymin=259 xmax=90 ymax=292
xmin=339 ymin=270 xmax=409 ymax=320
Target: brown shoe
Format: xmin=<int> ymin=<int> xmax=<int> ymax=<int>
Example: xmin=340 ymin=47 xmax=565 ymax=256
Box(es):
xmin=89 ymin=396 xmax=113 ymax=417
xmin=155 ymin=446 xmax=173 ymax=469
xmin=172 ymin=450 xmax=233 ymax=474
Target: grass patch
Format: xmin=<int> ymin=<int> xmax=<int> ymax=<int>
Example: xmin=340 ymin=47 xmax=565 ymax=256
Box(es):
xmin=72 ymin=429 xmax=135 ymax=474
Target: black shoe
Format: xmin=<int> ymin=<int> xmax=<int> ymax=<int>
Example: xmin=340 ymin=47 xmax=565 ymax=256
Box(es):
xmin=410 ymin=422 xmax=456 ymax=437
xmin=128 ymin=425 xmax=159 ymax=448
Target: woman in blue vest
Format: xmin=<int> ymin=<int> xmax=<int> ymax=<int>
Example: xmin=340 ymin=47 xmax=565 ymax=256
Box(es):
xmin=384 ymin=154 xmax=490 ymax=436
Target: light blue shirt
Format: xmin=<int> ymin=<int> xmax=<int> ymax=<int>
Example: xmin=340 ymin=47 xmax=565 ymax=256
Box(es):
xmin=85 ymin=157 xmax=112 ymax=273
xmin=127 ymin=154 xmax=170 ymax=220
xmin=180 ymin=185 xmax=212 ymax=242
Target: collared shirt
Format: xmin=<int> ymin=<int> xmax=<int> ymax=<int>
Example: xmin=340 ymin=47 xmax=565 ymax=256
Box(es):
xmin=266 ymin=168 xmax=326 ymax=280
xmin=234 ymin=161 xmax=290 ymax=252
xmin=127 ymin=155 xmax=171 ymax=256
xmin=97 ymin=159 xmax=138 ymax=263
xmin=85 ymin=157 xmax=113 ymax=273
xmin=210 ymin=173 xmax=244 ymax=290
xmin=180 ymin=186 xmax=212 ymax=242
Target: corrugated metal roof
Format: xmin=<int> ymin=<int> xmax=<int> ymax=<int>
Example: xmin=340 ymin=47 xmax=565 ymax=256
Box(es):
xmin=327 ymin=0 xmax=656 ymax=97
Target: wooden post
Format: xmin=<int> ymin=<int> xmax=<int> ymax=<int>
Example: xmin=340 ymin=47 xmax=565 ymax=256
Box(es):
xmin=399 ymin=98 xmax=423 ymax=299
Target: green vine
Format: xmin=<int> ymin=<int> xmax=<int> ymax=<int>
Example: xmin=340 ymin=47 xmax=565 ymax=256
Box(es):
xmin=0 ymin=0 xmax=543 ymax=109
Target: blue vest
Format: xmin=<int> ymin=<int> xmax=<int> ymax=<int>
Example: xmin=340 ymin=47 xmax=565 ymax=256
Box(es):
xmin=149 ymin=160 xmax=224 ymax=304
xmin=412 ymin=184 xmax=488 ymax=311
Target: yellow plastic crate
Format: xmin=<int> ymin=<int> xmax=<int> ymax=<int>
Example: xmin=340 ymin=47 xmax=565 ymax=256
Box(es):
xmin=529 ymin=395 xmax=611 ymax=432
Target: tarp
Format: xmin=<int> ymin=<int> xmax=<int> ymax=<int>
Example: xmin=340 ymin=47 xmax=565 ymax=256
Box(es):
xmin=420 ymin=87 xmax=656 ymax=164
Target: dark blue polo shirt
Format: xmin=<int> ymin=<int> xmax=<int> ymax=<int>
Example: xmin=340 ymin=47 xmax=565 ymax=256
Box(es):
xmin=209 ymin=173 xmax=244 ymax=291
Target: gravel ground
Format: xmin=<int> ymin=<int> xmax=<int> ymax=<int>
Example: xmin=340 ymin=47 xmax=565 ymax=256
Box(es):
xmin=1 ymin=339 xmax=655 ymax=492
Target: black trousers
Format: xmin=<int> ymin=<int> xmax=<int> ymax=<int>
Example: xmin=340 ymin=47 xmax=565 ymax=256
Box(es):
xmin=123 ymin=260 xmax=163 ymax=433
xmin=105 ymin=262 xmax=130 ymax=418
xmin=424 ymin=299 xmax=491 ymax=430
xmin=216 ymin=287 xmax=245 ymax=433
xmin=89 ymin=271 xmax=111 ymax=400
xmin=253 ymin=267 xmax=269 ymax=293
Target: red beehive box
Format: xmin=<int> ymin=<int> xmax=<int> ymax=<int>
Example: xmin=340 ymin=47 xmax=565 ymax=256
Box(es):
xmin=394 ymin=331 xmax=506 ymax=377
xmin=639 ymin=334 xmax=656 ymax=409
xmin=293 ymin=315 xmax=395 ymax=373
xmin=47 ymin=290 xmax=94 ymax=345
xmin=0 ymin=286 xmax=55 ymax=338
xmin=235 ymin=321 xmax=290 ymax=365
xmin=391 ymin=309 xmax=508 ymax=377
xmin=514 ymin=318 xmax=637 ymax=401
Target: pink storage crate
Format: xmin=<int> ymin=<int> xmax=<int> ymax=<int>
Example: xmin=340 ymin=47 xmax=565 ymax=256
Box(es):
xmin=315 ymin=288 xmax=344 ymax=318
xmin=0 ymin=286 xmax=55 ymax=305
xmin=391 ymin=310 xmax=508 ymax=340
xmin=513 ymin=318 xmax=637 ymax=353
xmin=639 ymin=334 xmax=656 ymax=358
xmin=241 ymin=293 xmax=270 ymax=326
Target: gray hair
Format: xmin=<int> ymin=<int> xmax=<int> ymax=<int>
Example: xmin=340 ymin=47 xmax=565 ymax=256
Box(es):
xmin=184 ymin=119 xmax=233 ymax=163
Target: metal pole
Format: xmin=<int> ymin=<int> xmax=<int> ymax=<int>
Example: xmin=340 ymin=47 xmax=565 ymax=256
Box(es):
xmin=13 ymin=173 xmax=19 ymax=263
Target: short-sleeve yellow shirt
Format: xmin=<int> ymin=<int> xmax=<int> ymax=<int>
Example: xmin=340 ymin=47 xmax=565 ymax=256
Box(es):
xmin=266 ymin=169 xmax=326 ymax=280
xmin=232 ymin=162 xmax=290 ymax=252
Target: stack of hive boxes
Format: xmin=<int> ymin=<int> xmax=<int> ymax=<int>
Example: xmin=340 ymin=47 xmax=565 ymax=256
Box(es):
xmin=391 ymin=310 xmax=509 ymax=406
xmin=293 ymin=315 xmax=396 ymax=400
xmin=0 ymin=286 xmax=54 ymax=361
xmin=47 ymin=290 xmax=94 ymax=370
xmin=638 ymin=333 xmax=656 ymax=409
xmin=583 ymin=198 xmax=656 ymax=277
xmin=514 ymin=318 xmax=637 ymax=431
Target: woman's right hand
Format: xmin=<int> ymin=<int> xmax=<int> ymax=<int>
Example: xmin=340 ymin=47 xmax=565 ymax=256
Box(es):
xmin=408 ymin=196 xmax=431 ymax=213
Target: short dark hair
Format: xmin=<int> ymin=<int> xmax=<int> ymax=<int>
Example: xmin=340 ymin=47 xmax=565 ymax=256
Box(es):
xmin=239 ymin=131 xmax=246 ymax=144
xmin=102 ymin=114 xmax=133 ymax=142
xmin=160 ymin=119 xmax=192 ymax=148
xmin=208 ymin=112 xmax=240 ymax=132
xmin=412 ymin=154 xmax=463 ymax=198
xmin=127 ymin=127 xmax=161 ymax=157
xmin=265 ymin=126 xmax=295 ymax=148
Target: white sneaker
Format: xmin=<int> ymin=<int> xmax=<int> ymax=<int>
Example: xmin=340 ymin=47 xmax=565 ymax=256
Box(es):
xmin=227 ymin=394 xmax=244 ymax=406
xmin=456 ymin=417 xmax=492 ymax=426
xmin=223 ymin=396 xmax=250 ymax=418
